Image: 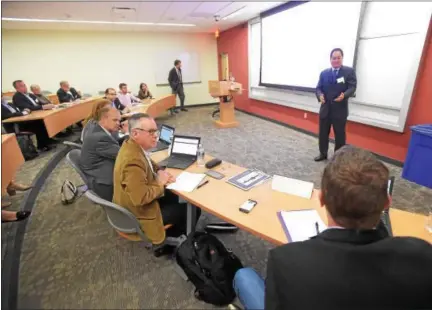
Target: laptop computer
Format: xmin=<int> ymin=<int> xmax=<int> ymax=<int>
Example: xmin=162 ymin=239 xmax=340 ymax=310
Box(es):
xmin=150 ymin=125 xmax=175 ymax=152
xmin=157 ymin=135 xmax=201 ymax=169
xmin=379 ymin=176 xmax=395 ymax=236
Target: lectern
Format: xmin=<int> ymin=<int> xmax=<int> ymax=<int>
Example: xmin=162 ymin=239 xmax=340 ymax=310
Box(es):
xmin=208 ymin=80 xmax=242 ymax=128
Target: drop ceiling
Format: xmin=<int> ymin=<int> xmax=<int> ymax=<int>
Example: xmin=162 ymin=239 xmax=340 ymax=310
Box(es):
xmin=1 ymin=1 xmax=283 ymax=33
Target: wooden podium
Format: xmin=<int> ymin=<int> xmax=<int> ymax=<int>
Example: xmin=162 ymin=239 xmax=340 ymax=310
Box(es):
xmin=208 ymin=80 xmax=242 ymax=129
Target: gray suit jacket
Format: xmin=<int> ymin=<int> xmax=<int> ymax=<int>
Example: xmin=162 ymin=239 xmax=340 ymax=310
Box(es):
xmin=81 ymin=119 xmax=122 ymax=143
xmin=79 ymin=124 xmax=120 ymax=186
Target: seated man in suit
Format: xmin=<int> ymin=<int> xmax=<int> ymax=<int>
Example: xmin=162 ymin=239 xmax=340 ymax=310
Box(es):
xmin=113 ymin=113 xmax=197 ymax=245
xmin=233 ymin=146 xmax=432 ymax=310
xmin=104 ymin=87 xmax=130 ymax=113
xmin=80 ymin=106 xmax=121 ymax=201
xmin=117 ymin=83 xmax=140 ymax=107
xmin=30 ymin=84 xmax=53 ymax=105
xmin=3 ymin=92 xmax=54 ymax=152
xmin=12 ymin=80 xmax=55 ymax=111
xmin=56 ymin=80 xmax=82 ymax=103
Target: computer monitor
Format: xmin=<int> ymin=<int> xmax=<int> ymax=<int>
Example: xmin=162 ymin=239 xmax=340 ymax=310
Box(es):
xmin=159 ymin=125 xmax=175 ymax=144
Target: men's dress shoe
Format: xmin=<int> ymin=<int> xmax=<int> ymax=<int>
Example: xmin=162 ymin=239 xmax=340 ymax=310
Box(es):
xmin=180 ymin=108 xmax=188 ymax=112
xmin=8 ymin=182 xmax=32 ymax=192
xmin=38 ymin=145 xmax=54 ymax=152
xmin=1 ymin=201 xmax=12 ymax=209
xmin=2 ymin=211 xmax=31 ymax=223
xmin=153 ymin=243 xmax=176 ymax=258
xmin=314 ymin=154 xmax=328 ymax=162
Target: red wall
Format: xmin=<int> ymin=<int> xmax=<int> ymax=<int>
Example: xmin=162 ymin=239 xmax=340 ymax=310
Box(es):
xmin=217 ymin=22 xmax=432 ymax=163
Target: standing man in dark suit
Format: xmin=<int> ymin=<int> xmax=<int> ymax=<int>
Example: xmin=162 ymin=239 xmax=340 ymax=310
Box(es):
xmin=56 ymin=80 xmax=82 ymax=103
xmin=315 ymin=48 xmax=357 ymax=161
xmin=12 ymin=80 xmax=55 ymax=111
xmin=168 ymin=59 xmax=188 ymax=113
xmin=80 ymin=106 xmax=121 ymax=201
xmin=233 ymin=146 xmax=432 ymax=310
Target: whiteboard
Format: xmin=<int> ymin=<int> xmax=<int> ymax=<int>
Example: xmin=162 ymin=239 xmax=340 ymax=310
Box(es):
xmin=354 ymin=33 xmax=420 ymax=109
xmin=154 ymin=51 xmax=201 ymax=85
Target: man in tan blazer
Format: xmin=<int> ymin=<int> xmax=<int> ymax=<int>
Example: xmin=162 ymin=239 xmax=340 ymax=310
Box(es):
xmin=113 ymin=113 xmax=188 ymax=245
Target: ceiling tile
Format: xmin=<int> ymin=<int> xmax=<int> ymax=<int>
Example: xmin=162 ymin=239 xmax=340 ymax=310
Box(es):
xmin=191 ymin=2 xmax=232 ymax=17
xmin=162 ymin=2 xmax=201 ymax=21
xmin=136 ymin=1 xmax=171 ymax=22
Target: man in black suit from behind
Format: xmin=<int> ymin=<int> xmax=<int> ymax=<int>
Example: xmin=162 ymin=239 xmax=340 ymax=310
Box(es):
xmin=315 ymin=48 xmax=357 ymax=161
xmin=233 ymin=146 xmax=432 ymax=310
xmin=56 ymin=80 xmax=82 ymax=103
xmin=168 ymin=59 xmax=188 ymax=113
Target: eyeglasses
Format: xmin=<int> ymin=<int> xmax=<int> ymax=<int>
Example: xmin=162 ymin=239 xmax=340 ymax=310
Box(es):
xmin=133 ymin=128 xmax=160 ymax=136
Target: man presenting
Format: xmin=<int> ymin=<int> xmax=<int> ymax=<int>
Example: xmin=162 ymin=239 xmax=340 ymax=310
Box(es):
xmin=315 ymin=48 xmax=357 ymax=161
xmin=168 ymin=59 xmax=187 ymax=113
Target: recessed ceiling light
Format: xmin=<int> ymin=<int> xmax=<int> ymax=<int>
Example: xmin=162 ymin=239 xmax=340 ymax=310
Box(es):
xmin=1 ymin=17 xmax=196 ymax=27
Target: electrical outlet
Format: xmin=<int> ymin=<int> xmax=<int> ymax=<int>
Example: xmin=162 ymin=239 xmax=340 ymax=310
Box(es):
xmin=304 ymin=113 xmax=307 ymax=119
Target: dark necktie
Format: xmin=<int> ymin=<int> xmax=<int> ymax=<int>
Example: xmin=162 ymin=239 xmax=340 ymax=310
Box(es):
xmin=333 ymin=69 xmax=339 ymax=83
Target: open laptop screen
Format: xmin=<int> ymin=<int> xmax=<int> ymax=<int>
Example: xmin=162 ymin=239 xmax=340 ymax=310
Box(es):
xmin=171 ymin=136 xmax=200 ymax=156
xmin=159 ymin=125 xmax=174 ymax=144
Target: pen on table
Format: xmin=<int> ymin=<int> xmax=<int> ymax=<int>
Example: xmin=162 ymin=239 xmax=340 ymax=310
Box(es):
xmin=315 ymin=222 xmax=320 ymax=235
xmin=197 ymin=180 xmax=209 ymax=189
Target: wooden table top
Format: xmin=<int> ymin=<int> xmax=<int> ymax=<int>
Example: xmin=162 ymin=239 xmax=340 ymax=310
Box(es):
xmin=2 ymin=97 xmax=101 ymax=123
xmin=151 ymin=151 xmax=432 ymax=245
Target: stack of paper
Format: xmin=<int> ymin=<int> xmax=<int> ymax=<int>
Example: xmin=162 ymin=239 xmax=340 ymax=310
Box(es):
xmin=278 ymin=209 xmax=327 ymax=242
xmin=272 ymin=175 xmax=314 ymax=199
xmin=167 ymin=172 xmax=206 ymax=193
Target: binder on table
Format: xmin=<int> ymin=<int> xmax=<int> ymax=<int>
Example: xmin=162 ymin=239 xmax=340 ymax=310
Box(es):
xmin=278 ymin=209 xmax=327 ymax=242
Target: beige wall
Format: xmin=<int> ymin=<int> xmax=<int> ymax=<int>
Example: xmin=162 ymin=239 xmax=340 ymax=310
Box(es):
xmin=1 ymin=29 xmax=219 ymax=105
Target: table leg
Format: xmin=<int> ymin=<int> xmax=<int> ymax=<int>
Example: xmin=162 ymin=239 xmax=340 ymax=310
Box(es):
xmin=186 ymin=203 xmax=197 ymax=235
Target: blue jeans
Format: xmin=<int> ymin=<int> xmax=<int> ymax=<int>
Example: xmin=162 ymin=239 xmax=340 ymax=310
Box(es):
xmin=233 ymin=268 xmax=265 ymax=310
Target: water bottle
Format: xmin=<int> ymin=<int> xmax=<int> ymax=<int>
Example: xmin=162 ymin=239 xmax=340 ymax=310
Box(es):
xmin=197 ymin=143 xmax=205 ymax=167
xmin=167 ymin=134 xmax=174 ymax=155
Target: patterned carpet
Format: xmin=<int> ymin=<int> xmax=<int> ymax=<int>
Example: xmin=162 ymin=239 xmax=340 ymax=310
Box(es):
xmin=3 ymin=106 xmax=431 ymax=309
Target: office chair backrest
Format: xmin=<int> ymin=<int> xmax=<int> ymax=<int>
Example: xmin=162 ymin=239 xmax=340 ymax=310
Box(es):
xmin=85 ymin=190 xmax=150 ymax=242
xmin=65 ymin=149 xmax=89 ymax=185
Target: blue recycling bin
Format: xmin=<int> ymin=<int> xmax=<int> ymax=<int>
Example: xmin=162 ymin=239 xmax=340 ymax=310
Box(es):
xmin=402 ymin=124 xmax=432 ymax=188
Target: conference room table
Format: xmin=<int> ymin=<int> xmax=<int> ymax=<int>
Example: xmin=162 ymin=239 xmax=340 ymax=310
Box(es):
xmin=2 ymin=97 xmax=102 ymax=137
xmin=150 ymin=151 xmax=432 ymax=245
xmin=122 ymin=94 xmax=176 ymax=119
xmin=1 ymin=134 xmax=25 ymax=195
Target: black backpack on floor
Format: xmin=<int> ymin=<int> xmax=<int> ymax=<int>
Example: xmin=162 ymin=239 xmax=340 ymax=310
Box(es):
xmin=16 ymin=134 xmax=39 ymax=161
xmin=176 ymin=231 xmax=243 ymax=306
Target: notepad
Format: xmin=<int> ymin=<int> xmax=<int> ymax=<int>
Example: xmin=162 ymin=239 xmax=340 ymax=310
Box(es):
xmin=272 ymin=175 xmax=314 ymax=199
xmin=167 ymin=172 xmax=206 ymax=193
xmin=278 ymin=209 xmax=327 ymax=242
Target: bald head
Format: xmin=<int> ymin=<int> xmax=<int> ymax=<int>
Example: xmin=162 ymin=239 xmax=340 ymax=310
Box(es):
xmin=98 ymin=107 xmax=120 ymax=133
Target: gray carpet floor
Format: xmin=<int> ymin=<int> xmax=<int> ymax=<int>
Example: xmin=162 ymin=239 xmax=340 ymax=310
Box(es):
xmin=3 ymin=106 xmax=431 ymax=309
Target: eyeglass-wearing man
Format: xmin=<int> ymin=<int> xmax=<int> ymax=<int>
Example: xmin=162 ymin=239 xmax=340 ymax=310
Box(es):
xmin=113 ymin=113 xmax=198 ymax=245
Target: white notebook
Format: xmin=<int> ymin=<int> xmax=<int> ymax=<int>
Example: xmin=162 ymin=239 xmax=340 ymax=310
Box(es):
xmin=167 ymin=172 xmax=206 ymax=193
xmin=278 ymin=209 xmax=327 ymax=242
xmin=272 ymin=175 xmax=314 ymax=199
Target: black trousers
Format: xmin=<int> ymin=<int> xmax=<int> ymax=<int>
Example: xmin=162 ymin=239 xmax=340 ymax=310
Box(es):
xmin=92 ymin=182 xmax=113 ymax=202
xmin=172 ymin=84 xmax=185 ymax=110
xmin=159 ymin=190 xmax=200 ymax=236
xmin=319 ymin=116 xmax=347 ymax=155
xmin=3 ymin=120 xmax=51 ymax=149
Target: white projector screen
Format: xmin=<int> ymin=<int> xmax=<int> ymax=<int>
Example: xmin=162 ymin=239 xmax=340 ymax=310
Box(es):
xmin=260 ymin=2 xmax=362 ymax=89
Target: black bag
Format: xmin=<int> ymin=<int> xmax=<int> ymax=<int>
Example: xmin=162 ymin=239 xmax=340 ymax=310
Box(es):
xmin=16 ymin=135 xmax=39 ymax=160
xmin=176 ymin=231 xmax=243 ymax=306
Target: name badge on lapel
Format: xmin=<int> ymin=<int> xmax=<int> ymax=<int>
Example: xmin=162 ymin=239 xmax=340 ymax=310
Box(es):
xmin=337 ymin=77 xmax=345 ymax=84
